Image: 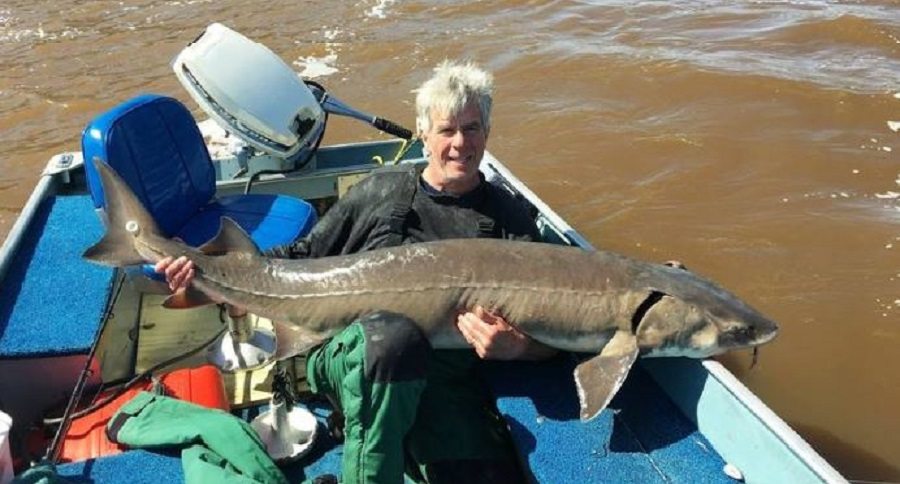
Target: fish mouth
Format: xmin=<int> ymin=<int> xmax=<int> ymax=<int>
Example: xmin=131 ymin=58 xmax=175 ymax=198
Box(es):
xmin=751 ymin=314 xmax=780 ymax=347
xmin=753 ymin=325 xmax=779 ymax=346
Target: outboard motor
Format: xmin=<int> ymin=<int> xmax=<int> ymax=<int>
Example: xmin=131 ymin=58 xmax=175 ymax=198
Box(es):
xmin=172 ymin=23 xmax=411 ymax=173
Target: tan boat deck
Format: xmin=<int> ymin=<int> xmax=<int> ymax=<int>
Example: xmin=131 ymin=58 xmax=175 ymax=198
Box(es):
xmin=135 ymin=293 xmax=276 ymax=407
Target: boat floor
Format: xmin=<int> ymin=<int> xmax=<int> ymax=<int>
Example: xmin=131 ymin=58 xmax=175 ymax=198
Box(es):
xmin=51 ymin=358 xmax=732 ymax=483
xmin=3 ymin=191 xmax=733 ymax=483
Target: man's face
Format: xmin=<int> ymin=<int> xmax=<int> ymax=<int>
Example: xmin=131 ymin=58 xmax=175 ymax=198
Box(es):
xmin=422 ymin=101 xmax=488 ymax=194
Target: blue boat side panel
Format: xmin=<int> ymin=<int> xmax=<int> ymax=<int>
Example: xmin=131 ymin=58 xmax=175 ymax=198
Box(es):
xmin=485 ymin=356 xmax=732 ymax=484
xmin=0 ymin=195 xmax=114 ymax=358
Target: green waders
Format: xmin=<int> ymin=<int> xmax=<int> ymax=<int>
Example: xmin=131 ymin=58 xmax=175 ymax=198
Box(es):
xmin=305 ymin=312 xmax=522 ymax=484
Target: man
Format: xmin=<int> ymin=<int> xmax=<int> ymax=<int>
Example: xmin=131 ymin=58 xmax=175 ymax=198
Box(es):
xmin=157 ymin=60 xmax=555 ymax=483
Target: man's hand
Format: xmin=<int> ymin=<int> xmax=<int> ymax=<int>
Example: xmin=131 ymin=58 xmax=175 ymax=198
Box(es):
xmin=456 ymin=306 xmax=557 ymax=361
xmin=155 ymin=256 xmax=195 ymax=292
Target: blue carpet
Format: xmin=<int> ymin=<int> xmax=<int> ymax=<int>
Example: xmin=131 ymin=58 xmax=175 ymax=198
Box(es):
xmin=51 ymin=359 xmax=729 ymax=483
xmin=56 ymin=449 xmax=183 ymax=483
xmin=485 ymin=356 xmax=732 ymax=484
xmin=0 ymin=195 xmax=115 ymax=358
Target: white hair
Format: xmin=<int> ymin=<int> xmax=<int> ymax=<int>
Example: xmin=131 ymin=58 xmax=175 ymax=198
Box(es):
xmin=415 ymin=60 xmax=494 ymax=136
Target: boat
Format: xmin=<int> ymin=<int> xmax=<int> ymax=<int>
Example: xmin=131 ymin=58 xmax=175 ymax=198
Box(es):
xmin=0 ymin=23 xmax=845 ymax=484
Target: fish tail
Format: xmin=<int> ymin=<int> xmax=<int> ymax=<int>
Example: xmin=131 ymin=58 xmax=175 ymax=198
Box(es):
xmin=82 ymin=157 xmax=163 ymax=266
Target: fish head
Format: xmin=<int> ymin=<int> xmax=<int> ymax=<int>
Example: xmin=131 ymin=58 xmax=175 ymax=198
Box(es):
xmin=634 ymin=266 xmax=779 ymax=358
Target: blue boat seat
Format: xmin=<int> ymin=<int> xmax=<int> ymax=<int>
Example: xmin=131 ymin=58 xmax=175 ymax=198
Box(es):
xmin=82 ymin=94 xmax=316 ymax=279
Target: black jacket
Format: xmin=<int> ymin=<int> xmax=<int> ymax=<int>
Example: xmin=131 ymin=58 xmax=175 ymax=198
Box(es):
xmin=269 ymin=164 xmax=541 ymax=259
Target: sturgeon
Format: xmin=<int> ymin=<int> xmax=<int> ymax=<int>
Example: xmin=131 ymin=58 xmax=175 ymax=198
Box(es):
xmin=84 ymin=159 xmax=778 ymax=420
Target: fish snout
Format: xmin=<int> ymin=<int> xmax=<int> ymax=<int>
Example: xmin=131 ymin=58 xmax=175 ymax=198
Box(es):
xmin=717 ymin=316 xmax=779 ymax=350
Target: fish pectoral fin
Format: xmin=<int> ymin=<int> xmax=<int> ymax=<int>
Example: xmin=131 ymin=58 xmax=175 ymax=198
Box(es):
xmin=574 ymin=330 xmax=639 ymax=422
xmin=162 ymin=286 xmax=216 ymax=309
xmin=198 ymin=217 xmax=261 ymax=256
xmin=272 ymin=321 xmax=331 ymax=360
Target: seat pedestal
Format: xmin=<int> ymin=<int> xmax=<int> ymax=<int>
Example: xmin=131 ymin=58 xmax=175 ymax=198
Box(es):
xmin=207 ymin=314 xmax=276 ymax=372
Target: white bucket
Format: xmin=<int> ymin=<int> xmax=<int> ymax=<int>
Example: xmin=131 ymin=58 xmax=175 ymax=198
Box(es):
xmin=0 ymin=410 xmax=12 ymax=484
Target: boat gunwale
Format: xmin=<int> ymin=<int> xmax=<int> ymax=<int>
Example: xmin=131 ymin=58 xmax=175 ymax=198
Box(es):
xmin=0 ymin=174 xmax=57 ymax=283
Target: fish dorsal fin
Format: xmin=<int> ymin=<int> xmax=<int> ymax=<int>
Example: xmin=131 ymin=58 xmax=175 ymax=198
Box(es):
xmin=198 ymin=217 xmax=260 ymax=256
xmin=574 ymin=330 xmax=639 ymax=421
xmin=163 ymin=286 xmax=216 ymax=309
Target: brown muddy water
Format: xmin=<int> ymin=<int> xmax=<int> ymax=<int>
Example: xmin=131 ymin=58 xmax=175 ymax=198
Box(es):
xmin=1 ymin=1 xmax=898 ymax=480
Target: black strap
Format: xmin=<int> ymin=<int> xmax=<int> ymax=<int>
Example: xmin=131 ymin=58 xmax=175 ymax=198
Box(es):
xmin=476 ymin=217 xmax=496 ymax=237
xmin=385 ymin=166 xmax=502 ymax=241
xmin=105 ymin=393 xmax=154 ymax=443
xmin=385 ymin=167 xmax=419 ymax=246
xmin=106 ymin=411 xmax=131 ymax=443
xmin=475 ymin=183 xmax=501 ymax=238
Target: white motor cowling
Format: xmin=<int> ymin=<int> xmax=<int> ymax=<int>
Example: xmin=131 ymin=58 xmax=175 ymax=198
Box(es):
xmin=172 ymin=23 xmax=325 ymax=161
